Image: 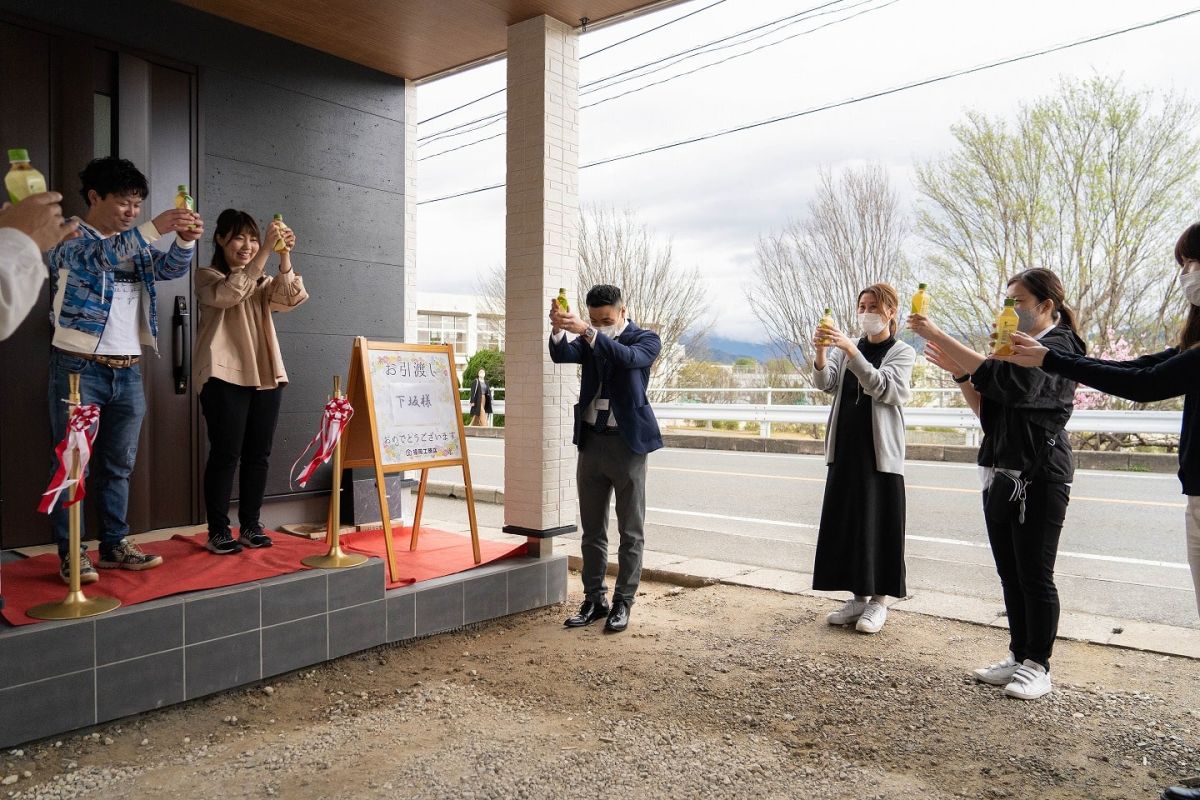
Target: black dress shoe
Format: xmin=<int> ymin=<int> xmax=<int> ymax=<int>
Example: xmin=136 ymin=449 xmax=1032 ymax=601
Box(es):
xmin=604 ymin=598 xmax=631 ymax=632
xmin=1163 ymin=787 xmax=1200 ymax=799
xmin=565 ymin=600 xmax=610 ymax=628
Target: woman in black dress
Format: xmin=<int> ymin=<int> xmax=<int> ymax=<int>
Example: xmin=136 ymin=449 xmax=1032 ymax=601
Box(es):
xmin=811 ymin=283 xmax=915 ymax=634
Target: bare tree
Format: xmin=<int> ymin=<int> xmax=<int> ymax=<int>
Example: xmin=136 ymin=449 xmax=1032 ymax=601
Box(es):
xmin=915 ymin=75 xmax=1200 ymax=351
xmin=480 ymin=206 xmax=711 ymax=384
xmin=578 ymin=206 xmax=710 ymax=384
xmin=475 ymin=262 xmax=507 ymax=318
xmin=747 ymin=163 xmax=908 ymax=378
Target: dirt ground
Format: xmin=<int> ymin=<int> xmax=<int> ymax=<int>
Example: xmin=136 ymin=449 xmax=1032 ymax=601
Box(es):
xmin=3 ymin=581 xmax=1199 ymax=800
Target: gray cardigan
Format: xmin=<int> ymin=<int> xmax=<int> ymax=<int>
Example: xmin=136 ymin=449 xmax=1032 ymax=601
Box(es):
xmin=812 ymin=339 xmax=915 ymax=476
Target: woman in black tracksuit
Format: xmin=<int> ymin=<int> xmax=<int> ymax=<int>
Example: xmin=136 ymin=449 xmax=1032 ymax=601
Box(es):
xmin=909 ymin=268 xmax=1085 ymax=701
xmin=1000 ymin=228 xmax=1200 ymax=800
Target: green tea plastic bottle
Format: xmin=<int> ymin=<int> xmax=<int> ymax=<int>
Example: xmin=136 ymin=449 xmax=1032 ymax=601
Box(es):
xmin=272 ymin=213 xmax=289 ymax=253
xmin=911 ymin=283 xmax=930 ymax=316
xmin=5 ymin=149 xmax=47 ymax=204
xmin=992 ymin=298 xmax=1020 ymax=356
xmin=817 ymin=307 xmax=835 ymax=345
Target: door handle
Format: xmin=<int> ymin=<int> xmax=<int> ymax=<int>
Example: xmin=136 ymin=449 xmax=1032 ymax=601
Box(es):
xmin=173 ymin=295 xmax=190 ymax=395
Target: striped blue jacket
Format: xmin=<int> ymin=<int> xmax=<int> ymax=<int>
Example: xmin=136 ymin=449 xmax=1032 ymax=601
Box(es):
xmin=47 ymin=221 xmax=194 ymax=354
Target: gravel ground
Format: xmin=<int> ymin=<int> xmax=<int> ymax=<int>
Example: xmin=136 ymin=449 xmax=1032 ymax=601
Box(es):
xmin=2 ymin=581 xmax=1198 ymax=799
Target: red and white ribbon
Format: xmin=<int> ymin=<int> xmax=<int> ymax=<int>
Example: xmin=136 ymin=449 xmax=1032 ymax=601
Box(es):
xmin=290 ymin=396 xmax=354 ymax=488
xmin=39 ymin=404 xmax=101 ymax=514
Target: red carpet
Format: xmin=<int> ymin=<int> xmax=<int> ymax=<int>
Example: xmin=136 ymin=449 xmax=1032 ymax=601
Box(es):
xmin=341 ymin=527 xmax=527 ymax=589
xmin=2 ymin=528 xmax=525 ymax=625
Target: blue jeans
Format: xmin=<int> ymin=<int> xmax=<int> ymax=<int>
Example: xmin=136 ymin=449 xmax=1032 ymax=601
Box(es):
xmin=47 ymin=350 xmax=146 ymax=557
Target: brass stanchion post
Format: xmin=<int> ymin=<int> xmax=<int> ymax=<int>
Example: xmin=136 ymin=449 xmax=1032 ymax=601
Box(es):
xmin=28 ymin=373 xmax=121 ymax=620
xmin=302 ymin=375 xmax=366 ymax=569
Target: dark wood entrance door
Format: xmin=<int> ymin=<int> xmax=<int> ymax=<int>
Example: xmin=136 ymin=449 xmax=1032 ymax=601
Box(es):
xmin=0 ymin=19 xmax=199 ymax=549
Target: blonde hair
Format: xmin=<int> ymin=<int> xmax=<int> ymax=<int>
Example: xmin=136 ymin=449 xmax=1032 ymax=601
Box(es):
xmin=858 ymin=283 xmax=900 ymax=335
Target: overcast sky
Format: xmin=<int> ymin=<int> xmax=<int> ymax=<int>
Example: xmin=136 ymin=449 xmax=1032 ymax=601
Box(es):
xmin=415 ymin=0 xmax=1200 ymax=343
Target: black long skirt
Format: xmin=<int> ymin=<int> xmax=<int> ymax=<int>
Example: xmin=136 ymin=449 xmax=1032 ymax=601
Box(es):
xmin=812 ymin=355 xmax=907 ymax=598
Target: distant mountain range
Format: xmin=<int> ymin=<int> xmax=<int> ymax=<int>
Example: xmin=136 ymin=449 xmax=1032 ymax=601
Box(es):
xmin=685 ymin=334 xmax=778 ymax=365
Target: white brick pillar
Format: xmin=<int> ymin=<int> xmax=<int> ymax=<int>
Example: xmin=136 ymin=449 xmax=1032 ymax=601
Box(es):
xmin=502 ymin=15 xmax=580 ymax=549
xmin=402 ymin=78 xmax=419 ymax=345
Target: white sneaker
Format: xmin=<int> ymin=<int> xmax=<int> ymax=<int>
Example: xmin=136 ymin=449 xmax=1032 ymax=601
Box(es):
xmin=825 ymin=597 xmax=864 ymax=628
xmin=826 ymin=598 xmax=868 ymax=626
xmin=1003 ymin=659 xmax=1052 ymax=700
xmin=855 ymin=601 xmax=888 ymax=634
xmin=972 ymin=653 xmax=1020 ymax=686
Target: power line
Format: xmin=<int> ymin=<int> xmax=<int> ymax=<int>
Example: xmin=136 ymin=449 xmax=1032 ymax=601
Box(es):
xmin=586 ymin=0 xmax=730 ymax=59
xmin=417 ymin=0 xmax=731 ymax=126
xmin=580 ymin=0 xmax=848 ymax=91
xmin=420 ymin=0 xmax=854 ymax=143
xmin=419 ymin=131 xmax=505 ymax=162
xmin=418 ymin=7 xmax=1200 ymax=205
xmin=419 ymin=87 xmax=505 ymax=127
xmin=581 ymin=0 xmax=898 ymax=109
xmin=420 ymin=0 xmax=892 ymax=159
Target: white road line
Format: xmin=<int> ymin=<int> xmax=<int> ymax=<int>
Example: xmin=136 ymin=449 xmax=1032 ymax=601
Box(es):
xmin=645 ymin=506 xmax=818 ymax=530
xmin=643 ymin=506 xmax=1191 ymax=570
xmin=467 ymin=441 xmax=1177 ymax=481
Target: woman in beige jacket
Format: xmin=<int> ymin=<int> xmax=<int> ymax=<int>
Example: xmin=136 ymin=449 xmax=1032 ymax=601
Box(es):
xmin=195 ymin=209 xmax=308 ymax=554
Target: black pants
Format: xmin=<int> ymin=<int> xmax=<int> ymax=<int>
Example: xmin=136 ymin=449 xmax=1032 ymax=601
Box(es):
xmin=982 ymin=479 xmax=1071 ymax=670
xmin=200 ymin=379 xmax=284 ymax=537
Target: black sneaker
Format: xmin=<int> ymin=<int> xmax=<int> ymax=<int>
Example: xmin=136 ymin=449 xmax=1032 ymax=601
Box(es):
xmin=97 ymin=540 xmax=163 ymax=571
xmin=59 ymin=552 xmax=99 ymax=585
xmin=238 ymin=524 xmax=273 ymax=549
xmin=206 ymin=530 xmax=243 ymax=555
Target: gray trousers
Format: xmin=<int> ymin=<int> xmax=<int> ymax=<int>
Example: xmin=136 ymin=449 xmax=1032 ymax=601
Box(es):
xmin=576 ymin=430 xmax=647 ymax=606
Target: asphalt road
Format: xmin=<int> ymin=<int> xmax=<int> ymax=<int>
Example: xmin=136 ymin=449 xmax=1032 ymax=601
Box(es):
xmin=430 ymin=437 xmax=1199 ymax=629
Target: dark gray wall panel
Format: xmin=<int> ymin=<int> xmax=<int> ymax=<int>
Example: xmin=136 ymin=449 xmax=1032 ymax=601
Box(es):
xmin=203 ymin=68 xmax=405 ymax=194
xmin=202 ymin=156 xmax=404 ymax=264
xmin=271 ymin=257 xmax=404 ymax=339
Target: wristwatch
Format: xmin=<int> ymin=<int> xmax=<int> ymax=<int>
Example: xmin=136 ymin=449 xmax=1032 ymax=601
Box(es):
xmin=953 ymin=373 xmax=971 ymax=384
xmin=583 ymin=325 xmax=597 ymax=340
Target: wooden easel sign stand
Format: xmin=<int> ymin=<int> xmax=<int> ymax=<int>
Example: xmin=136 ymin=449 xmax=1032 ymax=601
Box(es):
xmin=342 ymin=337 xmax=481 ymax=582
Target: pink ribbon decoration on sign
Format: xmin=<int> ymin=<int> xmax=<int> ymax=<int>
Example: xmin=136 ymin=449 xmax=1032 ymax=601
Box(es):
xmin=290 ymin=395 xmax=354 ymax=488
xmin=38 ymin=403 xmax=101 ymax=514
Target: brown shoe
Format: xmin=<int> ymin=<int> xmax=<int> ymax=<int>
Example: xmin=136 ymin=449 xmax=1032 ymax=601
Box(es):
xmin=59 ymin=552 xmax=99 ymax=585
xmin=97 ymin=540 xmax=162 ymax=571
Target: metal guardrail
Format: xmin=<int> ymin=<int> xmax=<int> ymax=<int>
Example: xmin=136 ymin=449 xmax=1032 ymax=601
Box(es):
xmin=460 ymin=398 xmax=1182 ymax=435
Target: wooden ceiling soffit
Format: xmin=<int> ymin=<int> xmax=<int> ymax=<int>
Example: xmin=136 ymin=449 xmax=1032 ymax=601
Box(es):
xmin=174 ymin=0 xmax=683 ymax=80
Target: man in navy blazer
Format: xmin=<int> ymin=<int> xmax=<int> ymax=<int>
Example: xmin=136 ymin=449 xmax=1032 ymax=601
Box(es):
xmin=549 ymin=284 xmax=662 ymax=632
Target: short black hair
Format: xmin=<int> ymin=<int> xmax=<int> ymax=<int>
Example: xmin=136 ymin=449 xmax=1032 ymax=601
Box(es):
xmin=586 ymin=284 xmax=623 ymax=308
xmin=78 ymin=157 xmax=149 ymax=206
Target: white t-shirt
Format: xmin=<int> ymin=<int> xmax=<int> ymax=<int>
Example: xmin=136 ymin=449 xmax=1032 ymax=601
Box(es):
xmin=94 ymin=265 xmax=143 ymax=355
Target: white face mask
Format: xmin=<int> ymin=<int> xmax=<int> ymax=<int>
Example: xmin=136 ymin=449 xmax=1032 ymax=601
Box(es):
xmin=1182 ymin=271 xmax=1200 ymax=306
xmin=858 ymin=313 xmax=887 ymax=337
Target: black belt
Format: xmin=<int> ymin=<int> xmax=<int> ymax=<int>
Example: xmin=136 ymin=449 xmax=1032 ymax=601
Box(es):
xmin=586 ymin=426 xmax=622 ymax=436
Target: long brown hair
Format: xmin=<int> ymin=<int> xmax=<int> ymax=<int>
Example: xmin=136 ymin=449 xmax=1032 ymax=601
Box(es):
xmin=858 ymin=283 xmax=900 ymax=335
xmin=1174 ymin=223 xmax=1200 ymax=350
xmin=210 ymin=209 xmax=261 ymax=275
xmin=1007 ymin=268 xmax=1079 ymax=335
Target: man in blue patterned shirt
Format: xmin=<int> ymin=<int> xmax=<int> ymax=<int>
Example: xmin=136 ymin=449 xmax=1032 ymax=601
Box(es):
xmin=45 ymin=157 xmax=202 ymax=583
